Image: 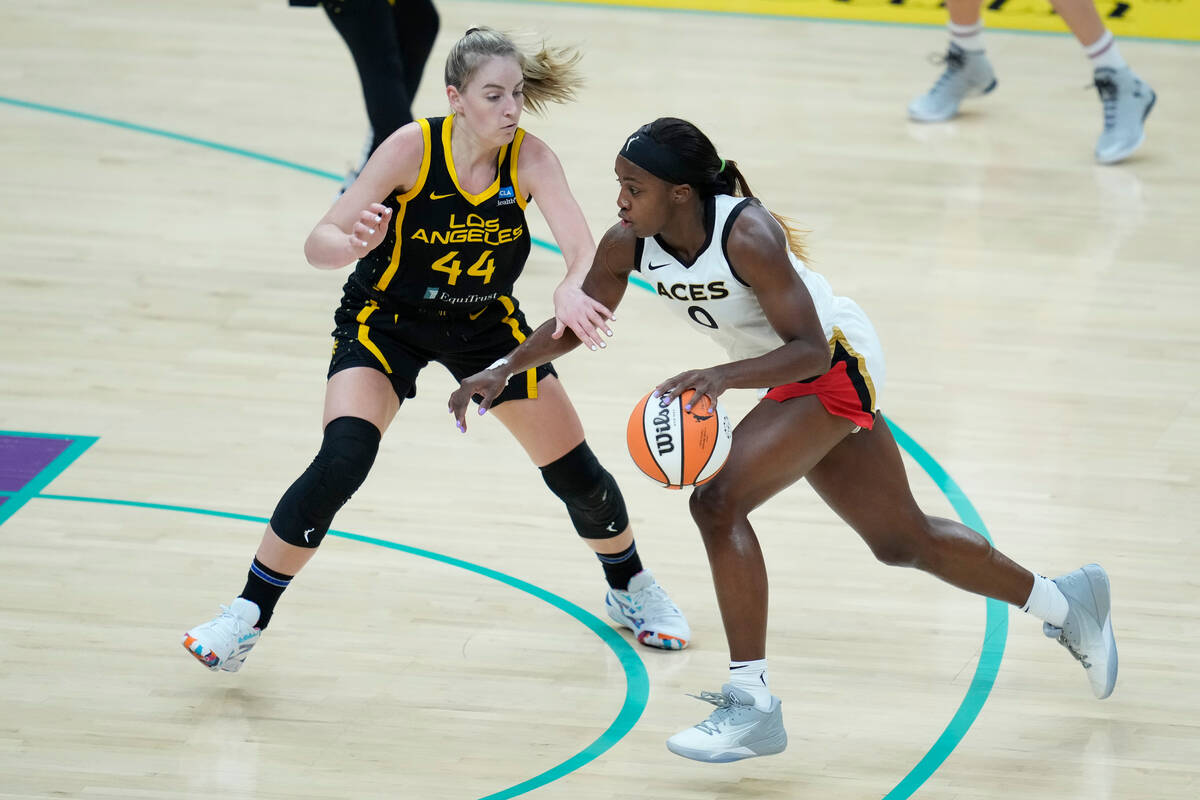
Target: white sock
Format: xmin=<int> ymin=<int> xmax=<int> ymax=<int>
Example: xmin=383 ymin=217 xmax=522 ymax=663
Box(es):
xmin=729 ymin=659 xmax=772 ymax=711
xmin=948 ymin=20 xmax=985 ymax=53
xmin=1085 ymin=30 xmax=1127 ymax=72
xmin=1021 ymin=574 xmax=1069 ymax=628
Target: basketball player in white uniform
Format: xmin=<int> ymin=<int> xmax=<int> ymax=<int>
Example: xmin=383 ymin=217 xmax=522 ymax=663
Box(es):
xmin=450 ymin=118 xmax=1118 ymax=763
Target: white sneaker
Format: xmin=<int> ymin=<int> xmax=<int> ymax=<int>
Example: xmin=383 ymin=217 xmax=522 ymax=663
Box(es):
xmin=667 ymin=684 xmax=787 ymax=763
xmin=605 ymin=570 xmax=690 ymax=649
xmin=1043 ymin=564 xmax=1118 ymax=699
xmin=182 ymin=598 xmax=262 ymax=673
xmin=908 ymin=43 xmax=997 ymax=122
xmin=1093 ymin=67 xmax=1156 ymax=164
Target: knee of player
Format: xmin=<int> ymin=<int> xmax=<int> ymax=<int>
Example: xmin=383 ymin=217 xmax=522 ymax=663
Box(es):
xmin=688 ymin=481 xmax=741 ymax=531
xmin=271 ymin=416 xmax=382 ymax=548
xmin=867 ymin=536 xmax=925 ymax=568
xmin=540 ymin=441 xmax=629 ymax=538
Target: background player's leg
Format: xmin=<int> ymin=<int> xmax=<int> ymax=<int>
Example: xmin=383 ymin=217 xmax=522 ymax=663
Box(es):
xmin=908 ymin=0 xmax=996 ymax=122
xmin=391 ymin=0 xmax=439 ymax=102
xmin=1044 ymin=0 xmax=1155 ymax=163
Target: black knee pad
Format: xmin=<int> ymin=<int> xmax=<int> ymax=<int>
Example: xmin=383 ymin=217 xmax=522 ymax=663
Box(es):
xmin=540 ymin=441 xmax=629 ymax=539
xmin=270 ymin=416 xmax=381 ymax=548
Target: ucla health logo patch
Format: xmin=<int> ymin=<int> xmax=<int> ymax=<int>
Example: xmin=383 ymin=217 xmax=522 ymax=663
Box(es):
xmin=499 ymin=186 xmax=515 ymax=199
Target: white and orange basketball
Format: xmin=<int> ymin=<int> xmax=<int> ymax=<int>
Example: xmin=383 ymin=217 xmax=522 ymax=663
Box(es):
xmin=626 ymin=389 xmax=733 ymax=489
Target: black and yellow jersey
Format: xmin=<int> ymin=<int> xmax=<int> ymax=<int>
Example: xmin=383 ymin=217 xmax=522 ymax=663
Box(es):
xmin=345 ymin=114 xmax=532 ymax=313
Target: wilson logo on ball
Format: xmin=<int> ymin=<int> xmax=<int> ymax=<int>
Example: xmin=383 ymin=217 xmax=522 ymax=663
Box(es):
xmin=627 ymin=389 xmax=732 ymax=490
xmin=651 ymin=406 xmax=675 ymax=455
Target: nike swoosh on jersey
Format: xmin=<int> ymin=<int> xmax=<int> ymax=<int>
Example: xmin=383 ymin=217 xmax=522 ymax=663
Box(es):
xmin=647 ymin=262 xmax=671 ymax=270
xmin=429 ymin=191 xmax=457 ymax=200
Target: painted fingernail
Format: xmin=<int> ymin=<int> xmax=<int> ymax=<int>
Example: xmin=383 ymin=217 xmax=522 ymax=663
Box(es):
xmin=368 ymin=228 xmax=375 ymax=235
xmin=375 ymin=215 xmax=382 ymax=222
xmin=478 ymin=407 xmax=487 ymax=415
xmin=590 ymin=344 xmax=598 ymax=351
xmin=605 ymin=329 xmax=613 ymax=336
xmin=456 ymin=421 xmax=464 ymax=432
xmin=599 ymin=341 xmax=606 ymax=349
xmin=651 ymin=390 xmax=660 ymax=398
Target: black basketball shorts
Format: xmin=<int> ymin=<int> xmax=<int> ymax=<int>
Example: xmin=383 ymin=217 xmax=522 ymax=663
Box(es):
xmin=327 ymin=294 xmax=557 ymax=408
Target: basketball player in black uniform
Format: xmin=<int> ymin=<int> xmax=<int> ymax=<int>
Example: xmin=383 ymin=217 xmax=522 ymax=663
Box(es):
xmin=182 ymin=28 xmax=690 ymax=673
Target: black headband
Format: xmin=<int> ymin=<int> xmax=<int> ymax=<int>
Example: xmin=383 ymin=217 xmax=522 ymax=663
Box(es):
xmin=619 ymin=127 xmax=693 ymax=185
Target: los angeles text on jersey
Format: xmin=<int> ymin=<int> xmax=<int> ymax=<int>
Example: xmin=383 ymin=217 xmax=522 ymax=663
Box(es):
xmin=656 ymin=281 xmax=729 ymax=301
xmin=409 ymin=213 xmax=524 ymax=246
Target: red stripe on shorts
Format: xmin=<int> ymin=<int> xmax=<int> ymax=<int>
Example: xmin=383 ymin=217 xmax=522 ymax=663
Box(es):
xmin=763 ymin=360 xmax=876 ymax=429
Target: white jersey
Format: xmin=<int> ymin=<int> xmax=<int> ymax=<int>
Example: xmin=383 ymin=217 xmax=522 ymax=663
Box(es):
xmin=633 ymin=194 xmax=886 ymax=396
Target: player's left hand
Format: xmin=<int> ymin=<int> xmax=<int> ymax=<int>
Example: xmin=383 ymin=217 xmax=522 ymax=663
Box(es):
xmin=654 ymin=367 xmax=728 ymax=415
xmin=552 ymin=281 xmax=614 ymax=351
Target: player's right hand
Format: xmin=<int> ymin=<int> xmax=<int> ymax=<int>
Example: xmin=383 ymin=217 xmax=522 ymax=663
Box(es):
xmin=349 ymin=204 xmax=392 ymax=256
xmin=448 ymin=368 xmax=510 ymax=433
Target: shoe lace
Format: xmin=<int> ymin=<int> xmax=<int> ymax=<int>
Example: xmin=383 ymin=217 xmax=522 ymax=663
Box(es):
xmin=632 ymin=582 xmax=684 ymax=622
xmin=1093 ymin=75 xmax=1119 ymax=132
xmin=1048 ymin=624 xmax=1092 ymax=668
xmin=926 ymin=46 xmax=966 ymax=90
xmin=686 ymin=690 xmax=745 ymax=734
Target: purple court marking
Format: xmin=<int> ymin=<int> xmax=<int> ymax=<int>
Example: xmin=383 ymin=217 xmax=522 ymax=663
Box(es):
xmin=0 ymin=432 xmax=96 ymax=527
xmin=1 ymin=435 xmax=73 ymax=492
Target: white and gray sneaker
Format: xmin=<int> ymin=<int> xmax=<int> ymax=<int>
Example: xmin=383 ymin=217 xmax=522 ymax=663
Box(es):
xmin=182 ymin=597 xmax=262 ymax=673
xmin=908 ymin=43 xmax=998 ymax=122
xmin=1093 ymin=67 xmax=1156 ymax=164
xmin=1044 ymin=564 xmax=1118 ymax=699
xmin=605 ymin=570 xmax=690 ymax=650
xmin=667 ymin=684 xmax=787 ymax=763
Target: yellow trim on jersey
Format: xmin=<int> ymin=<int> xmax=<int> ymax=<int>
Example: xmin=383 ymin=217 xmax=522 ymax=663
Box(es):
xmin=442 ymin=114 xmax=506 ymax=206
xmin=375 ymin=118 xmax=432 ymax=292
xmin=830 ymin=326 xmax=875 ymax=411
xmin=510 ymin=128 xmax=527 ymax=211
xmin=396 ymin=118 xmax=432 ymax=204
xmin=498 ymin=295 xmax=538 ymax=399
xmin=374 ymin=201 xmax=409 ymax=292
xmin=356 ymin=303 xmax=393 ymax=373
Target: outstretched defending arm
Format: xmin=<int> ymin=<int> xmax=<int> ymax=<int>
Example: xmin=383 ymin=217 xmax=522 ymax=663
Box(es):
xmin=448 ymin=223 xmax=637 ymax=430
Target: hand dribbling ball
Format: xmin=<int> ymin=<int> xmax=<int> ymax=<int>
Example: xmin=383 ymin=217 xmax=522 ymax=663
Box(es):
xmin=626 ymin=390 xmax=733 ymax=489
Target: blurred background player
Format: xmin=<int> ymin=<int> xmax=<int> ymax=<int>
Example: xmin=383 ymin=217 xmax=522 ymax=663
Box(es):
xmin=908 ymin=0 xmax=1156 ymax=164
xmin=291 ymin=0 xmax=441 ymax=190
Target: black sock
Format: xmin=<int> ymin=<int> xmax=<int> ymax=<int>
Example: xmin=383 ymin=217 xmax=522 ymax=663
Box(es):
xmin=239 ymin=558 xmax=293 ymax=630
xmin=596 ymin=542 xmax=643 ymax=591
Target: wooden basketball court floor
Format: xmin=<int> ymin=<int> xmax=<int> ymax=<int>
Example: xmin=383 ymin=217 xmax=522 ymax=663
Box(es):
xmin=1 ymin=1 xmax=1197 ymax=798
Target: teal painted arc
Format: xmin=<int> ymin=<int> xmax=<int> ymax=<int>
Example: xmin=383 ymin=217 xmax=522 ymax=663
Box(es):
xmin=882 ymin=418 xmax=1009 ymax=799
xmin=20 ymin=493 xmax=648 ymax=800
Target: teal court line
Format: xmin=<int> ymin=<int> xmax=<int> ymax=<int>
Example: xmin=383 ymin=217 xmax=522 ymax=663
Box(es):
xmin=4 ymin=491 xmax=648 ymax=800
xmin=0 ymin=81 xmax=1009 ymax=797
